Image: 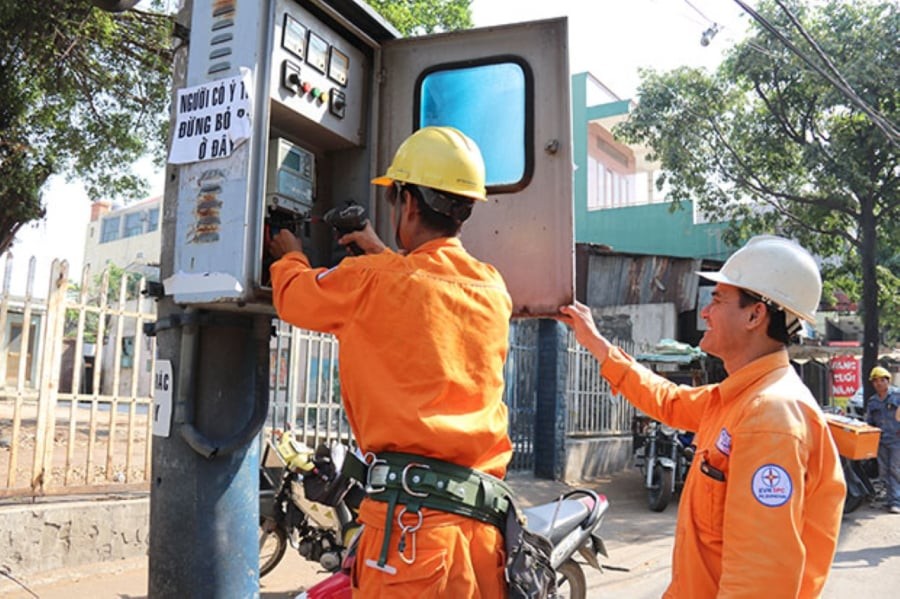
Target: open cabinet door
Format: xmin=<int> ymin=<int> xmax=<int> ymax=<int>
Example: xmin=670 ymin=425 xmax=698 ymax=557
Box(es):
xmin=377 ymin=18 xmax=573 ymax=317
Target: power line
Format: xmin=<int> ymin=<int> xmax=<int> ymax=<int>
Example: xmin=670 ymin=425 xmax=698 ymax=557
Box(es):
xmin=647 ymin=0 xmax=709 ymax=27
xmin=683 ymin=0 xmax=716 ymax=24
xmin=730 ymin=0 xmax=899 ymax=146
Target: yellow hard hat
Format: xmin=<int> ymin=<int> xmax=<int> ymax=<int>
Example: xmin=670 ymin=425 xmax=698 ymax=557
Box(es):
xmin=372 ymin=126 xmax=487 ymax=202
xmin=869 ymin=366 xmax=891 ymax=381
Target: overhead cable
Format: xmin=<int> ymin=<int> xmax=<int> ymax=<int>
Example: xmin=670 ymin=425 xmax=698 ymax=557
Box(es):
xmin=731 ymin=0 xmax=899 ymax=146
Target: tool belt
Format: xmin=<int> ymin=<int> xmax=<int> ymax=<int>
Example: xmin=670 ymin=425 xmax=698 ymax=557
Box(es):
xmin=342 ymin=450 xmax=556 ymax=597
xmin=342 ymin=451 xmax=513 ymax=568
xmin=344 ymin=451 xmax=512 ymax=524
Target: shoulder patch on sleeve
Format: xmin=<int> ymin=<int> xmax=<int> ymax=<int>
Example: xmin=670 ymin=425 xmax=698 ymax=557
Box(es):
xmin=751 ymin=464 xmax=793 ymax=507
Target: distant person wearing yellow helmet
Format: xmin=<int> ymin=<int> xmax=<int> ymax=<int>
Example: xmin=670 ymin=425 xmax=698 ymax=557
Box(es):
xmin=269 ymin=126 xmax=513 ymax=597
xmin=559 ymin=236 xmax=845 ymax=598
xmin=866 ymin=366 xmax=900 ymax=513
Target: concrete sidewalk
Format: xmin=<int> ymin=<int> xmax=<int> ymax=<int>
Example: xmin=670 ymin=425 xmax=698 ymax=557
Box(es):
xmin=0 ymin=471 xmax=602 ymax=599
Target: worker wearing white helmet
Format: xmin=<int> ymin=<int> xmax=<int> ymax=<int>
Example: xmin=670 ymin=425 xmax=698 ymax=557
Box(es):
xmin=560 ymin=235 xmax=845 ymax=598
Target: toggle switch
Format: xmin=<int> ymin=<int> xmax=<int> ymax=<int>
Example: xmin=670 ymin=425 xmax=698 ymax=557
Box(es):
xmin=329 ymin=89 xmax=347 ymax=119
xmin=282 ymin=61 xmax=303 ymax=95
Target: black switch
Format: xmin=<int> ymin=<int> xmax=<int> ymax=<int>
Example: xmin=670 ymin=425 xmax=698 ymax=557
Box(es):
xmin=282 ymin=61 xmax=302 ymax=94
xmin=329 ymin=89 xmax=346 ymax=118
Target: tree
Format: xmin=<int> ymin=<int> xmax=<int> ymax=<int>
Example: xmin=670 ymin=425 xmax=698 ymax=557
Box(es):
xmin=615 ymin=0 xmax=899 ymax=400
xmin=65 ymin=263 xmax=144 ymax=343
xmin=0 ymin=0 xmax=173 ymax=256
xmin=365 ymin=0 xmax=472 ymax=35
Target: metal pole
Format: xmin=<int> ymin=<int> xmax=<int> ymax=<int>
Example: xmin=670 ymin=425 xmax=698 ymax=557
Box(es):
xmin=149 ymin=1 xmax=267 ymax=596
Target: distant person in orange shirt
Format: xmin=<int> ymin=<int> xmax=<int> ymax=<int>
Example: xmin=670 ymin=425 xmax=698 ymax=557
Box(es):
xmin=560 ymin=235 xmax=845 ymax=598
xmin=269 ymin=126 xmax=513 ymax=598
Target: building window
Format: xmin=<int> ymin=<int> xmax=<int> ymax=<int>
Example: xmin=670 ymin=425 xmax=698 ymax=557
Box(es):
xmin=587 ymin=156 xmax=603 ymax=211
xmin=147 ymin=208 xmax=160 ymax=232
xmin=417 ymin=59 xmax=532 ymax=193
xmin=123 ymin=212 xmax=143 ymax=238
xmin=100 ymin=216 xmax=121 ymax=243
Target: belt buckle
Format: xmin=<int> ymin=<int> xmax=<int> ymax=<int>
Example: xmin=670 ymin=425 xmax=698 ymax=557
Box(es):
xmin=364 ymin=452 xmax=388 ymax=494
xmin=401 ymin=462 xmax=431 ymax=498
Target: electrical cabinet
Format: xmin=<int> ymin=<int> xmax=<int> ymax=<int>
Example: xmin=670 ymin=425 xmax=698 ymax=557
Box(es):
xmin=166 ymin=0 xmax=573 ymax=317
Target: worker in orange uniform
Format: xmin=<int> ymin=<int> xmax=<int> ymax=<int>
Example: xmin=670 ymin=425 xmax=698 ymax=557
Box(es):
xmin=269 ymin=126 xmax=513 ymax=598
xmin=559 ymin=235 xmax=845 ymax=598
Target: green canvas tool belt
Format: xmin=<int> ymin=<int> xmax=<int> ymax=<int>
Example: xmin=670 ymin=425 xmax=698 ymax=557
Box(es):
xmin=342 ymin=451 xmax=513 ymax=570
xmin=343 ymin=451 xmax=512 ymax=527
xmin=342 ymin=450 xmax=556 ymax=597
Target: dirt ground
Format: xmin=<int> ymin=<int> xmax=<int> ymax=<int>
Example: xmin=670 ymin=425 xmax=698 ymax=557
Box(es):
xmin=0 ymin=400 xmax=151 ymax=496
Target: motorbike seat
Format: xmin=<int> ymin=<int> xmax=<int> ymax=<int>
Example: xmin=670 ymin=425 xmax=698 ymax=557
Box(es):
xmin=522 ymin=499 xmax=595 ymax=545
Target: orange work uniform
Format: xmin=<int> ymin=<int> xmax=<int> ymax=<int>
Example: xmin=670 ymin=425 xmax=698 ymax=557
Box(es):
xmin=602 ymin=348 xmax=845 ymax=598
xmin=271 ymin=237 xmax=513 ymax=598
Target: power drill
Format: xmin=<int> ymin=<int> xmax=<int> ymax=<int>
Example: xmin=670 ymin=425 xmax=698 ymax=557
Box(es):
xmin=322 ymin=201 xmax=368 ymax=255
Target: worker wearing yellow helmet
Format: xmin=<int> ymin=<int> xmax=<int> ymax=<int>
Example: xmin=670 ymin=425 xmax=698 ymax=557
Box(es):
xmin=866 ymin=365 xmax=900 ymax=513
xmin=269 ymin=126 xmax=513 ymax=597
xmin=560 ymin=235 xmax=845 ymax=597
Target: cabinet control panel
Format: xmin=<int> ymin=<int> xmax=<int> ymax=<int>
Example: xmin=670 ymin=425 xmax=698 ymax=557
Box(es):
xmin=270 ymin=0 xmax=367 ymax=149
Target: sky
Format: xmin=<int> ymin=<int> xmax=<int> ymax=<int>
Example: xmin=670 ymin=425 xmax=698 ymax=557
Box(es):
xmin=470 ymin=0 xmax=754 ymax=97
xmin=3 ymin=0 xmax=755 ymax=297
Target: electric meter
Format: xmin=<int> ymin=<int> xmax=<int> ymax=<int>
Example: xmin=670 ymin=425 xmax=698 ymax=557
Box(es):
xmin=266 ymin=138 xmax=315 ymax=213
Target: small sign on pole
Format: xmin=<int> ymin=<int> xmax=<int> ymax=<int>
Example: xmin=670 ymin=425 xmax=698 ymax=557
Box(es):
xmin=152 ymin=360 xmax=174 ymax=437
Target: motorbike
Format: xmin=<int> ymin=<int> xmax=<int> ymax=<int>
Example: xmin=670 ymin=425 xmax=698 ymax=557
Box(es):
xmin=841 ymin=455 xmax=881 ymax=513
xmin=632 ymin=413 xmax=695 ymax=512
xmin=258 ymin=431 xmax=362 ymax=577
xmin=297 ymin=488 xmax=613 ymax=599
xmin=822 ymin=407 xmax=884 ymax=514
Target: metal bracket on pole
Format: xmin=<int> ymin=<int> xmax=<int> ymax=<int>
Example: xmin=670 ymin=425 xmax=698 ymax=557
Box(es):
xmin=158 ymin=308 xmax=270 ymax=459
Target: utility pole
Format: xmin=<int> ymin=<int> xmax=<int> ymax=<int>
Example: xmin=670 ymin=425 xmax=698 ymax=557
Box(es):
xmin=148 ymin=1 xmax=270 ymax=596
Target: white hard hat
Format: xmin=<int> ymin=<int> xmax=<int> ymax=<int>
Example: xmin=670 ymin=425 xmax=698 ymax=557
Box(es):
xmin=698 ymin=235 xmax=821 ymax=324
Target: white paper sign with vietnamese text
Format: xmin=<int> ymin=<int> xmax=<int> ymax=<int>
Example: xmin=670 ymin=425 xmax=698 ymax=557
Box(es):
xmin=152 ymin=360 xmax=174 ymax=437
xmin=168 ymin=69 xmax=253 ymax=164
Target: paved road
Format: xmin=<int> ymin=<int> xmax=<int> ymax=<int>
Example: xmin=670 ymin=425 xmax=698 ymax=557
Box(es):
xmin=1 ymin=468 xmax=897 ymax=598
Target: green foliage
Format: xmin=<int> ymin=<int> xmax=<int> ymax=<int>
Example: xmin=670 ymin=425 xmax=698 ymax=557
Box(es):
xmin=0 ymin=0 xmax=173 ymax=255
xmin=616 ymin=0 xmax=899 ymax=344
xmin=65 ymin=263 xmax=145 ymax=341
xmin=365 ymin=0 xmax=472 ymax=35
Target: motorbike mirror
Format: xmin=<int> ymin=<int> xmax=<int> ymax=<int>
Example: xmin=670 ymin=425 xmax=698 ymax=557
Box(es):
xmin=659 ymin=423 xmax=677 ymax=436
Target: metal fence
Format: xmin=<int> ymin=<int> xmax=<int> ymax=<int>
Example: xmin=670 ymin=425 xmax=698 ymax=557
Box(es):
xmin=1 ymin=256 xmax=156 ymax=498
xmin=2 ymin=253 xmax=640 ymax=499
xmin=265 ymin=319 xmax=541 ymax=473
xmin=564 ymin=331 xmax=637 ymax=437
xmin=504 ymin=321 xmax=539 ymax=471
xmin=266 ymin=320 xmax=349 ymax=447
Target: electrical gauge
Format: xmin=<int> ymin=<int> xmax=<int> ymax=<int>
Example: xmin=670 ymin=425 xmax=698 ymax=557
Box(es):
xmin=328 ymin=47 xmax=349 ymax=86
xmin=306 ymin=31 xmax=328 ymax=73
xmin=282 ymin=15 xmax=307 ymax=60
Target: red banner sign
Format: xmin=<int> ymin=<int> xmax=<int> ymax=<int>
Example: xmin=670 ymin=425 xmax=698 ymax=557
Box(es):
xmin=830 ymin=355 xmax=860 ymax=399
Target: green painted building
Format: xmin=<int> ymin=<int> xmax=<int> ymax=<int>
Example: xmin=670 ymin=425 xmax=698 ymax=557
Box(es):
xmin=571 ymin=72 xmax=733 ymax=261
